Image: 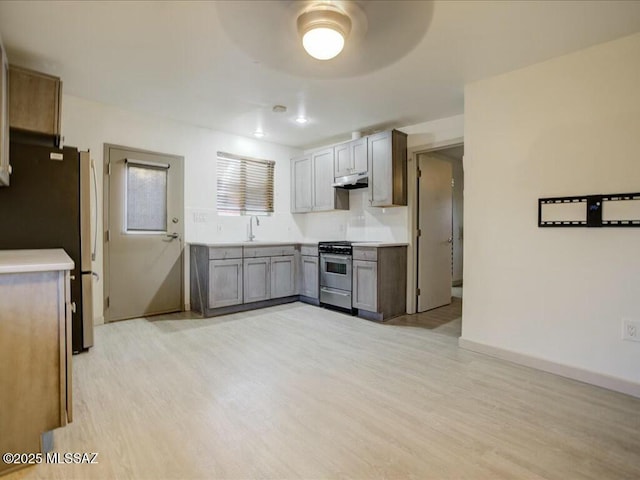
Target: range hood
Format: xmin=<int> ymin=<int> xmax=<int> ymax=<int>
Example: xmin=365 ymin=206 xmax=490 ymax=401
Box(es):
xmin=332 ymin=172 xmax=368 ymax=190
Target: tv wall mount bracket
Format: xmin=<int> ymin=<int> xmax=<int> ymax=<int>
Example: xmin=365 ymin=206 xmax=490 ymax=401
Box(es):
xmin=538 ymin=192 xmax=640 ymax=228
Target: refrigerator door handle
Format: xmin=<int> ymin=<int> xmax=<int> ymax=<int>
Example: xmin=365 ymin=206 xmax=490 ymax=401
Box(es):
xmin=91 ymin=159 xmax=98 ymax=262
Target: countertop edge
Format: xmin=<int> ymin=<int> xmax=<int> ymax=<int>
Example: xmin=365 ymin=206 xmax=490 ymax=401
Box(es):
xmin=0 ymin=249 xmax=75 ymax=274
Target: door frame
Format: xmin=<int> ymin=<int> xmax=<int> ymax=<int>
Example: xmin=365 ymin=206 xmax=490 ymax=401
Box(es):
xmin=102 ymin=143 xmax=185 ymax=323
xmin=405 ymin=137 xmax=463 ymax=315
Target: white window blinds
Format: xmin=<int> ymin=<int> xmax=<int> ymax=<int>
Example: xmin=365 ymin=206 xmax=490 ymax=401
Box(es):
xmin=217 ymin=151 xmax=275 ymax=215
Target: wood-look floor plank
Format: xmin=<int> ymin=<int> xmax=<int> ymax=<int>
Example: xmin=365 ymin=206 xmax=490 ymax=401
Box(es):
xmin=4 ymin=302 xmax=640 ymax=479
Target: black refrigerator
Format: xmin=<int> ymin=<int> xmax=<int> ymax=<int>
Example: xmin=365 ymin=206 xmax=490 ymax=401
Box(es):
xmin=0 ymin=136 xmax=95 ymax=353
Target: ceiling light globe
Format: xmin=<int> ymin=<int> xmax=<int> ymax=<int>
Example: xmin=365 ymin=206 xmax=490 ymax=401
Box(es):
xmin=302 ymin=27 xmax=345 ymax=60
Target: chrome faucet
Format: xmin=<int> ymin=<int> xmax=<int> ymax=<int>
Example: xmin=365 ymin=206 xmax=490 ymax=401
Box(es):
xmin=248 ymin=215 xmax=260 ymax=241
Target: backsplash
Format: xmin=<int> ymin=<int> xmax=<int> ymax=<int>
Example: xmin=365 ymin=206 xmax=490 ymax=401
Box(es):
xmin=296 ymin=189 xmax=409 ymax=242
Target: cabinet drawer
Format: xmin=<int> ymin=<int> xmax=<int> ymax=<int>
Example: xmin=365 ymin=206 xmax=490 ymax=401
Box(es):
xmin=300 ymin=245 xmax=318 ymax=256
xmin=209 ymin=247 xmax=242 ymax=260
xmin=353 ymin=247 xmax=378 ymax=261
xmin=244 ymin=245 xmax=296 ymax=258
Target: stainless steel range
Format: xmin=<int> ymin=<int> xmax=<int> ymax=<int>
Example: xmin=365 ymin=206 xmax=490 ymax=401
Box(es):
xmin=318 ymin=241 xmax=353 ymax=311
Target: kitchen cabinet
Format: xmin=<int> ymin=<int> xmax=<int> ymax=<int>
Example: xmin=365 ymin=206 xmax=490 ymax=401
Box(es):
xmin=368 ymin=130 xmax=408 ymax=207
xmin=0 ymin=38 xmax=8 ymax=186
xmin=300 ymin=254 xmax=319 ymax=301
xmin=8 ymin=65 xmax=62 ymax=139
xmin=291 ymin=155 xmax=312 ymax=212
xmin=208 ymin=258 xmax=243 ymax=308
xmin=291 ymin=149 xmax=348 ymax=213
xmin=270 ymin=255 xmax=296 ymax=298
xmin=0 ymin=249 xmax=73 ymax=475
xmin=190 ymin=243 xmax=300 ymax=316
xmin=334 ymin=137 xmax=367 ymax=179
xmin=352 ymin=259 xmax=378 ymax=312
xmin=244 ymin=256 xmax=271 ymax=303
xmin=352 ymin=245 xmax=407 ymax=321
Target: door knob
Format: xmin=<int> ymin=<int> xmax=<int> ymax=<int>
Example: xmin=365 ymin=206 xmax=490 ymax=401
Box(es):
xmin=166 ymin=232 xmax=179 ymax=239
xmin=447 ymin=237 xmax=453 ymax=243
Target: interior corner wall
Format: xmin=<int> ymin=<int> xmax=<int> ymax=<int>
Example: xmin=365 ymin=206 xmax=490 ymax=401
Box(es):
xmin=61 ymin=94 xmax=302 ymax=324
xmin=462 ymin=32 xmax=640 ymax=386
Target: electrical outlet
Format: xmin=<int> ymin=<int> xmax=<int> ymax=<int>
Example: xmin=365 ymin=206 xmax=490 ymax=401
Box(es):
xmin=193 ymin=212 xmax=206 ymax=223
xmin=622 ymin=318 xmax=640 ymax=342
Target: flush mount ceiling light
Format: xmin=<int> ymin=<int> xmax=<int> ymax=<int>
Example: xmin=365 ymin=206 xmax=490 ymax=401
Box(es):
xmin=297 ymin=6 xmax=352 ymax=60
xmin=253 ymin=130 xmax=265 ymax=138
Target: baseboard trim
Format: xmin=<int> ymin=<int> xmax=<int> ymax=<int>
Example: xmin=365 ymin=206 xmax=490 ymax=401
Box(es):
xmin=458 ymin=338 xmax=640 ymax=398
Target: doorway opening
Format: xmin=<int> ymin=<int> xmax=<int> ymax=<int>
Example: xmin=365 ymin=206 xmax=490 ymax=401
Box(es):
xmin=413 ymin=143 xmax=464 ymax=335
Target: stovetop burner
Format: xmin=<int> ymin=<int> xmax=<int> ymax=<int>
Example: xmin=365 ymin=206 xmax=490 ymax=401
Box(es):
xmin=318 ymin=241 xmax=353 ymax=255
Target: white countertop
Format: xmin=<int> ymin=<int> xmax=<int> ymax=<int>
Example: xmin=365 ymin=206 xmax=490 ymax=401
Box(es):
xmin=351 ymin=242 xmax=408 ymax=247
xmin=191 ymin=242 xmax=303 ymax=247
xmin=0 ymin=249 xmax=75 ymax=274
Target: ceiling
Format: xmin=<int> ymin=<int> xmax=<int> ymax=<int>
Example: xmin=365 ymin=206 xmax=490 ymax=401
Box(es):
xmin=1 ymin=1 xmax=639 ymax=148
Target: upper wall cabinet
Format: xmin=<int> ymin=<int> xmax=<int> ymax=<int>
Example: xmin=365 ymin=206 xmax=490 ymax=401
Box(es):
xmin=291 ymin=148 xmax=348 ymax=213
xmin=0 ymin=38 xmax=9 ymax=187
xmin=334 ymin=137 xmax=367 ymax=179
xmin=368 ymin=129 xmax=408 ymax=207
xmin=291 ymin=155 xmax=313 ymax=212
xmin=9 ymin=66 xmax=62 ymax=139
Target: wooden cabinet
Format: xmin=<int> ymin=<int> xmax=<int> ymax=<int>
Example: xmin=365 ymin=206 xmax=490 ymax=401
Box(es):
xmin=334 ymin=138 xmax=367 ymax=179
xmin=0 ymin=38 xmax=9 ymax=186
xmin=0 ymin=250 xmax=73 ymax=475
xmin=300 ymin=254 xmax=319 ymax=300
xmin=352 ymin=260 xmax=378 ymax=311
xmin=191 ymin=243 xmax=299 ymax=316
xmin=243 ymin=257 xmax=271 ymax=303
xmin=8 ymin=65 xmax=62 ymax=138
xmin=291 ymin=149 xmax=348 ymax=213
xmin=368 ymin=130 xmax=408 ymax=207
xmin=291 ymin=155 xmax=312 ymax=213
xmin=208 ymin=259 xmax=243 ymax=308
xmin=352 ymin=245 xmax=407 ymax=321
xmin=270 ymin=255 xmax=296 ymax=298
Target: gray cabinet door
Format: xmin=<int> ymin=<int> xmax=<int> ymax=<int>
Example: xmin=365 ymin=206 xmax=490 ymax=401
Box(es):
xmin=291 ymin=155 xmax=312 ymax=213
xmin=208 ymin=259 xmax=243 ymax=308
xmin=312 ymin=147 xmax=335 ymax=211
xmin=352 ymin=259 xmax=378 ymax=311
xmin=270 ymin=255 xmax=296 ymax=299
xmin=368 ymin=131 xmax=392 ymax=207
xmin=243 ymin=257 xmax=270 ymax=303
xmin=300 ymin=255 xmax=319 ymax=299
xmin=351 ymin=137 xmax=368 ymax=174
xmin=334 ymin=142 xmax=351 ymax=178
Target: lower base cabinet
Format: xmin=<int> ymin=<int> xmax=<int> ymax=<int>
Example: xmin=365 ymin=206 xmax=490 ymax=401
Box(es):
xmin=300 ymin=255 xmax=319 ymax=300
xmin=352 ymin=246 xmax=407 ymax=321
xmin=271 ymin=255 xmax=296 ymax=298
xmin=190 ymin=244 xmax=300 ymax=317
xmin=208 ymin=259 xmax=243 ymax=308
xmin=352 ymin=260 xmax=378 ymax=311
xmin=244 ymin=257 xmax=271 ymax=303
xmin=0 ymin=250 xmax=73 ymax=476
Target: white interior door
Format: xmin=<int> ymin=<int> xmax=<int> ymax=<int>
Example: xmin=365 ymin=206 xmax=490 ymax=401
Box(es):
xmin=105 ymin=145 xmax=184 ymax=322
xmin=417 ymin=153 xmax=453 ymax=312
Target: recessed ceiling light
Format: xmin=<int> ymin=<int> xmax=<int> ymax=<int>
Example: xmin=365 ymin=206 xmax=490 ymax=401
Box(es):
xmin=253 ymin=130 xmax=265 ymax=138
xmin=295 ymin=116 xmax=308 ymax=124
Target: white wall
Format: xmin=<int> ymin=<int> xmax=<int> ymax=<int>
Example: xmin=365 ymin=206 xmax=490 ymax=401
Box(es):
xmin=62 ymin=94 xmax=301 ymax=323
xmin=462 ymin=32 xmax=640 ymax=388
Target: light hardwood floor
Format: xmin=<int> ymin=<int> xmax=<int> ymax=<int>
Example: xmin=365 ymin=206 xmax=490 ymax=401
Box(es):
xmin=5 ymin=302 xmax=640 ymax=479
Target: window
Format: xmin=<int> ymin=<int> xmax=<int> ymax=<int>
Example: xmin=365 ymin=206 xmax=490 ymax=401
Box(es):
xmin=126 ymin=160 xmax=168 ymax=232
xmin=217 ymin=151 xmax=275 ymax=215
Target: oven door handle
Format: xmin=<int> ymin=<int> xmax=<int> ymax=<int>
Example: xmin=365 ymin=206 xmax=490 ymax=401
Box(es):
xmin=321 ymin=254 xmax=352 ymax=262
xmin=320 ymin=287 xmax=351 ymax=297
